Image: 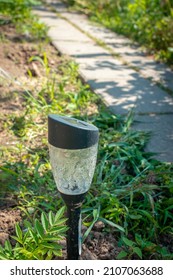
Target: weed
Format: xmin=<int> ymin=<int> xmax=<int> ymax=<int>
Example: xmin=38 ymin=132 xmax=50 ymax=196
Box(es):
xmin=0 ymin=207 xmax=67 ymax=260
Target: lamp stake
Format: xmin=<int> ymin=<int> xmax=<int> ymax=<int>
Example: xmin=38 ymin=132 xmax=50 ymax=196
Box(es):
xmin=66 ymin=205 xmax=81 ymax=260
xmin=60 ymin=192 xmax=86 ymax=260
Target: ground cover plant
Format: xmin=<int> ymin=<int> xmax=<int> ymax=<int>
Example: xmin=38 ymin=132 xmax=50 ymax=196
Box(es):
xmin=0 ymin=0 xmax=47 ymax=39
xmin=0 ymin=1 xmax=173 ymax=259
xmin=64 ymin=0 xmax=173 ymax=65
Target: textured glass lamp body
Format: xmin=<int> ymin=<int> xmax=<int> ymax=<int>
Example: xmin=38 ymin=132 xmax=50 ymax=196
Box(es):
xmin=49 ymin=143 xmax=98 ymax=195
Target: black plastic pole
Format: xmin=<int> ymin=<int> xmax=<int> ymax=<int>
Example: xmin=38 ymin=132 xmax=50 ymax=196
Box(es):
xmin=66 ymin=205 xmax=81 ymax=260
xmin=60 ymin=192 xmax=87 ymax=260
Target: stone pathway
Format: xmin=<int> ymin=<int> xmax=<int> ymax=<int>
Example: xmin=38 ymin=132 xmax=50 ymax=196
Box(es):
xmin=35 ymin=1 xmax=173 ymax=162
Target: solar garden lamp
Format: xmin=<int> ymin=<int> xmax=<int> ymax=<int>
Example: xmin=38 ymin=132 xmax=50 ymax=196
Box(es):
xmin=48 ymin=114 xmax=99 ymax=260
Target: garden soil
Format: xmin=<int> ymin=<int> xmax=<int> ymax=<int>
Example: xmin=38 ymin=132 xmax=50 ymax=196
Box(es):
xmin=0 ymin=23 xmax=122 ymax=260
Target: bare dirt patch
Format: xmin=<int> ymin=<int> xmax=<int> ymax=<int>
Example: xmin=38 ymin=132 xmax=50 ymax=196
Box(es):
xmin=0 ymin=209 xmax=21 ymax=246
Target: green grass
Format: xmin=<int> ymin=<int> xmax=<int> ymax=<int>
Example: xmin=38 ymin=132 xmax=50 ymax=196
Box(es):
xmin=0 ymin=0 xmax=48 ymax=39
xmin=64 ymin=0 xmax=173 ymax=65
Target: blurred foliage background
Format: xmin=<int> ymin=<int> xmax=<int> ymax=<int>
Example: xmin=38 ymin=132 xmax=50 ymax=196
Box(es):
xmin=65 ymin=0 xmax=173 ymax=65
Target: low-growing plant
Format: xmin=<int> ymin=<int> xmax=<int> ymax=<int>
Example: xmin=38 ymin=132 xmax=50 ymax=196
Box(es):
xmin=117 ymin=236 xmax=142 ymax=260
xmin=0 ymin=207 xmax=67 ymax=260
xmin=117 ymin=233 xmax=173 ymax=260
xmin=0 ymin=0 xmax=48 ymax=39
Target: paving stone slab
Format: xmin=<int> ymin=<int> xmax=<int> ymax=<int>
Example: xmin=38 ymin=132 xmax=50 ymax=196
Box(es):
xmin=52 ymin=40 xmax=110 ymax=57
xmin=34 ymin=8 xmax=93 ymax=42
xmin=133 ymin=114 xmax=173 ymax=162
xmin=87 ymin=78 xmax=173 ymax=115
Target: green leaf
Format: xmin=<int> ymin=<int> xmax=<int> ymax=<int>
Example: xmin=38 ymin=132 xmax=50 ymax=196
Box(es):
xmin=99 ymin=218 xmax=125 ymax=232
xmin=0 ymin=166 xmax=18 ymax=176
xmin=14 ymin=247 xmax=35 ymax=260
xmin=0 ymin=253 xmax=9 ymax=260
xmin=29 ymin=229 xmax=39 ymax=244
xmin=29 ymin=56 xmax=45 ymax=67
xmin=48 ymin=211 xmax=54 ymax=226
xmin=116 ymin=250 xmax=128 ymax=259
xmin=122 ymin=237 xmax=134 ymax=247
xmin=4 ymin=239 xmax=12 ymax=252
xmin=82 ymin=206 xmax=101 ymax=242
xmin=12 ymin=236 xmax=24 ymax=245
xmin=138 ymin=210 xmax=155 ymax=222
xmin=49 ymin=226 xmax=68 ymax=234
xmin=23 ymin=230 xmax=30 ymax=243
xmin=54 ymin=206 xmax=66 ymax=222
xmin=41 ymin=212 xmax=49 ymax=232
xmin=35 ymin=219 xmax=44 ymax=238
xmin=54 ymin=218 xmax=67 ymax=226
xmin=82 ymin=220 xmax=95 ymax=243
xmin=43 ymin=236 xmax=62 ymax=241
xmin=108 ymin=142 xmax=129 ymax=148
xmin=93 ymin=206 xmax=100 ymax=221
xmin=15 ymin=223 xmax=23 ymax=241
xmin=133 ymin=247 xmax=142 ymax=259
xmin=39 ymin=243 xmax=56 ymax=250
xmin=53 ymin=250 xmax=62 ymax=257
xmin=129 ymin=214 xmax=142 ymax=219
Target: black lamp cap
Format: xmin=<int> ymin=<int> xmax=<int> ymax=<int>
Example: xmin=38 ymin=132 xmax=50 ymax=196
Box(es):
xmin=48 ymin=114 xmax=99 ymax=149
